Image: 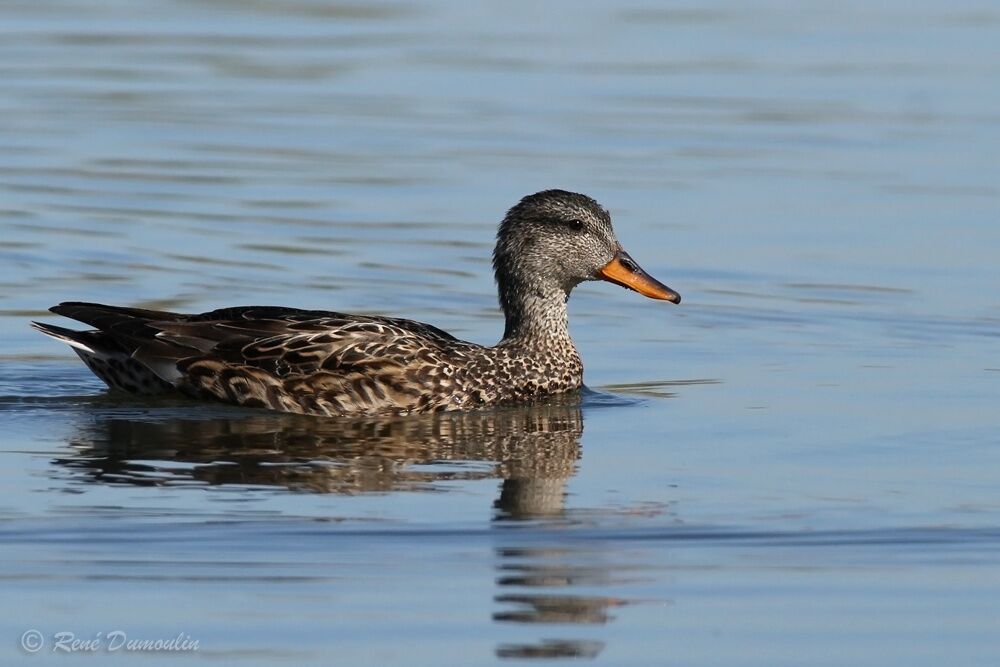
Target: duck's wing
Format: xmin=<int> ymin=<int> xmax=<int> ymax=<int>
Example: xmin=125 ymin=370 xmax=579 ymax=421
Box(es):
xmin=173 ymin=313 xmax=466 ymax=380
xmin=181 ymin=317 xmax=476 ymax=415
xmin=43 ymin=302 xmax=474 ymax=415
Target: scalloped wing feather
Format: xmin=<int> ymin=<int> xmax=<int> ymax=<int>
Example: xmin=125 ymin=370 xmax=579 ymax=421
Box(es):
xmin=167 ymin=316 xmax=477 ymax=415
xmin=178 ymin=333 xmax=473 ymax=416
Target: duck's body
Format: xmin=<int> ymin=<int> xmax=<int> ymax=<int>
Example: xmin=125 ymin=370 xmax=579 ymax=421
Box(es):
xmin=34 ymin=303 xmax=583 ymax=416
xmin=33 ymin=190 xmax=679 ymax=417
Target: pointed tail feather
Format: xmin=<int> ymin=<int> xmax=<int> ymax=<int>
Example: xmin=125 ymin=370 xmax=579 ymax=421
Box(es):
xmin=30 ymin=321 xmax=105 ymax=355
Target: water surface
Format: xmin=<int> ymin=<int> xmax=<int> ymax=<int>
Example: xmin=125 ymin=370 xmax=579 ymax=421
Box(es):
xmin=1 ymin=1 xmax=998 ymax=665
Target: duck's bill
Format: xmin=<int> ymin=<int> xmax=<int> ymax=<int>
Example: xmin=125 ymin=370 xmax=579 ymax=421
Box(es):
xmin=597 ymin=251 xmax=681 ymax=303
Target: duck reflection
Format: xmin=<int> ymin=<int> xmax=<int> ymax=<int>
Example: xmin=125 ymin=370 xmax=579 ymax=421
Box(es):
xmin=56 ymin=394 xmax=619 ymax=661
xmin=56 ymin=395 xmax=583 ymax=494
xmin=492 ymin=543 xmax=622 ymax=658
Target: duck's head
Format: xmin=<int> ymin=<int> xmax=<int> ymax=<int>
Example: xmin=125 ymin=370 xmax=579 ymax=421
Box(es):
xmin=493 ymin=190 xmax=681 ymax=310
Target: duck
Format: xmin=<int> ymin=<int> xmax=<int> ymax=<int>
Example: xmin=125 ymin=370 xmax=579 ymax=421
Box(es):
xmin=32 ymin=189 xmax=680 ymax=417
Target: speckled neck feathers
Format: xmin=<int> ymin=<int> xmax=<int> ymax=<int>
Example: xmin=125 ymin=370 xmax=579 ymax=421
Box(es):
xmin=496 ymin=272 xmax=571 ymax=343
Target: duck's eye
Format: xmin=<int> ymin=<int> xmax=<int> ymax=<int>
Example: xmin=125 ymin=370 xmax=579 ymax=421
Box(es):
xmin=566 ymin=219 xmax=585 ymax=232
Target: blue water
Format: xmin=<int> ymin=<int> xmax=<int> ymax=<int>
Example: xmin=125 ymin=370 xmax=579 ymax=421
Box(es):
xmin=1 ymin=1 xmax=998 ymax=665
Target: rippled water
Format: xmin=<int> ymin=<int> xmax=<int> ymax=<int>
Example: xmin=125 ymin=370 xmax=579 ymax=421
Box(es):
xmin=2 ymin=1 xmax=999 ymax=665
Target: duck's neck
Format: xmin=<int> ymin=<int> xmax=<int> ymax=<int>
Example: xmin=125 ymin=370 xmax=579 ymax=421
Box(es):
xmin=497 ymin=276 xmax=575 ymax=350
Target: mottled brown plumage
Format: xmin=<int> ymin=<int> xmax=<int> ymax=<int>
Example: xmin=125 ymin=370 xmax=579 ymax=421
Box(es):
xmin=33 ymin=190 xmax=680 ymax=417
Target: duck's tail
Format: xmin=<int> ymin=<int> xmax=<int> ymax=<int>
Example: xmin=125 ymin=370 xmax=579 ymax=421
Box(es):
xmin=31 ymin=304 xmax=177 ymax=395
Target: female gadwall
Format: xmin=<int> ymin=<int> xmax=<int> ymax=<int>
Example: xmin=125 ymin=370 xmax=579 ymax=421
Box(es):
xmin=33 ymin=190 xmax=680 ymax=416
